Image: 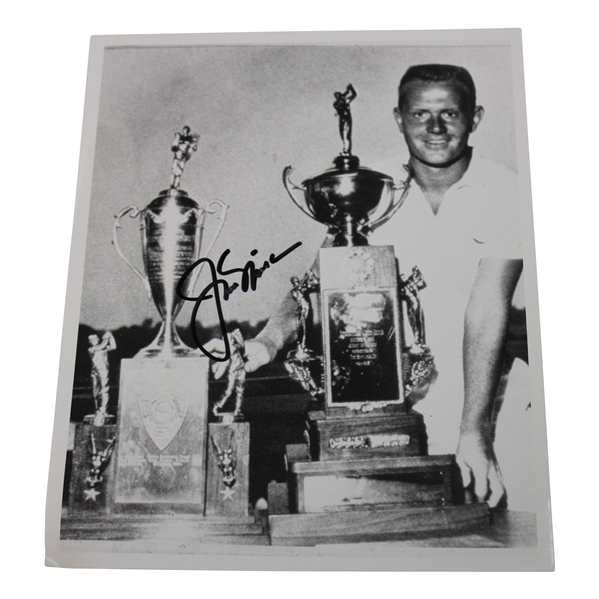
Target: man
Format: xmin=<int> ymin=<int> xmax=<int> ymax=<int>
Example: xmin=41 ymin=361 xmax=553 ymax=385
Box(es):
xmin=382 ymin=65 xmax=523 ymax=509
xmin=206 ymin=65 xmax=524 ymax=509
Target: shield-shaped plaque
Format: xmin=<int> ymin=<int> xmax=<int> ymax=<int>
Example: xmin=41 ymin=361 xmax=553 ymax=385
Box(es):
xmin=138 ymin=389 xmax=188 ymax=451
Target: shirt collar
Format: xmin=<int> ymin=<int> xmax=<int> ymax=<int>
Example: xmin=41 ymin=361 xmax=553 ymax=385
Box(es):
xmin=399 ymin=147 xmax=483 ymax=192
xmin=452 ymin=148 xmax=483 ymax=190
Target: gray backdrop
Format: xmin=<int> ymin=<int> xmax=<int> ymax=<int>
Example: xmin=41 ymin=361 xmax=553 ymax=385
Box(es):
xmin=82 ymin=43 xmax=515 ymax=331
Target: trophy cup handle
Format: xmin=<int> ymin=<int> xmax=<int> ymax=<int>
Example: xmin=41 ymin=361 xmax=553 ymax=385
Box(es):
xmin=113 ymin=206 xmax=153 ymax=300
xmin=283 ymin=166 xmax=317 ymax=222
xmin=201 ymin=199 xmax=228 ymax=260
xmin=366 ymin=178 xmax=412 ymax=234
xmin=187 ymin=199 xmax=229 ymax=294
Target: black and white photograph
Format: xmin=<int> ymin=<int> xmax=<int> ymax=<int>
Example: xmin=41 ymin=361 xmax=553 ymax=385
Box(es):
xmin=40 ymin=29 xmax=554 ymax=570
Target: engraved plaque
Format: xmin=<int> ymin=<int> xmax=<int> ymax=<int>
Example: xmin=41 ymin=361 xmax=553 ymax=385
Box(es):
xmin=307 ymin=409 xmax=426 ymax=461
xmin=113 ymin=356 xmax=209 ymax=510
xmin=320 ymin=246 xmax=404 ymax=408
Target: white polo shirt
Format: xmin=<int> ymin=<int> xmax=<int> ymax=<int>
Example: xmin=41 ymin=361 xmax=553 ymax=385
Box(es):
xmin=370 ymin=151 xmax=523 ymax=456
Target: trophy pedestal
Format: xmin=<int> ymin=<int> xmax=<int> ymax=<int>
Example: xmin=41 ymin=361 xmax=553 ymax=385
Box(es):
xmin=271 ymin=445 xmax=490 ymax=546
xmin=68 ymin=423 xmax=117 ymax=513
xmin=82 ymin=414 xmax=116 ymax=425
xmin=113 ymin=356 xmax=210 ymax=512
xmin=272 ymin=243 xmax=488 ymax=542
xmin=205 ymin=421 xmax=251 ymax=517
xmin=286 ymin=448 xmax=462 ymax=514
xmin=268 ymin=504 xmax=490 ymax=546
xmin=60 ymin=514 xmax=268 ymax=546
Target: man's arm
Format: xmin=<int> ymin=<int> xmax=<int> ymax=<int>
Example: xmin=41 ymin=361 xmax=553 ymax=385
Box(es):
xmin=252 ymin=238 xmax=332 ymax=368
xmin=456 ymin=257 xmax=523 ymax=507
xmin=205 ymin=236 xmax=331 ymax=378
xmin=205 ymin=290 xmax=300 ymax=379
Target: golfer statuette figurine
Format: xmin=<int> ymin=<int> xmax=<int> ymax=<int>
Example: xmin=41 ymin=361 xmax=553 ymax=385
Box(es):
xmin=212 ymin=329 xmax=247 ymax=422
xmin=284 ymin=270 xmax=324 ymax=399
xmin=333 ymin=84 xmax=357 ymax=156
xmin=85 ymin=331 xmax=117 ymax=426
xmin=400 ymin=266 xmax=436 ymax=396
xmin=206 ymin=330 xmax=252 ymax=516
xmin=170 ymin=126 xmax=200 ymax=190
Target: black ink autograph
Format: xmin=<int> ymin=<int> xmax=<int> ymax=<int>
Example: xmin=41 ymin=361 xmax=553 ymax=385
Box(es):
xmin=176 ymin=241 xmax=302 ymax=361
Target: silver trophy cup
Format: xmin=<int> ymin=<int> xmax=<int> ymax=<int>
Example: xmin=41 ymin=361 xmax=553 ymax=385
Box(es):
xmin=113 ymin=127 xmax=227 ymax=358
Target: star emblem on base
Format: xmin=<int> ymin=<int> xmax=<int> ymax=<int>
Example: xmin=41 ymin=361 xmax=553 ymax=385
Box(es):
xmin=83 ymin=487 xmax=101 ymax=502
xmin=220 ymin=487 xmax=236 ymax=501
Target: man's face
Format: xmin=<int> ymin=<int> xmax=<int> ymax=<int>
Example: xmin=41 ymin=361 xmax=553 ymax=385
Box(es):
xmin=394 ymin=80 xmax=483 ymax=168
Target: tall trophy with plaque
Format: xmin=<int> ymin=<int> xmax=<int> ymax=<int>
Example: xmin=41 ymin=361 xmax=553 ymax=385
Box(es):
xmin=110 ymin=127 xmax=228 ymax=513
xmin=271 ymin=87 xmax=488 ymax=544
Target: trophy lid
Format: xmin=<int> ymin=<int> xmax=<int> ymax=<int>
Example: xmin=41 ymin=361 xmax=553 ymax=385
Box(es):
xmin=301 ymin=158 xmax=393 ymax=189
xmin=283 ymin=85 xmax=400 ymax=247
xmin=333 ymin=154 xmax=360 ymax=172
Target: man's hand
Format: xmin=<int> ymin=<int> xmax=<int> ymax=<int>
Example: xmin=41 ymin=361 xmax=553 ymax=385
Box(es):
xmin=456 ymin=430 xmax=506 ymax=509
xmin=202 ymin=338 xmax=273 ymax=379
xmin=459 ymin=258 xmax=522 ymax=510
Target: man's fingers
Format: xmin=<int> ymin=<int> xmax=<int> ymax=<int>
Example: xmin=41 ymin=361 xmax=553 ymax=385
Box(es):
xmin=202 ymin=338 xmax=226 ymax=357
xmin=457 ymin=459 xmax=472 ymax=489
xmin=473 ymin=464 xmax=490 ymax=502
xmin=244 ymin=353 xmax=269 ymax=372
xmin=206 ymin=338 xmax=273 ymax=378
xmin=204 ymin=338 xmax=229 ymax=380
xmin=212 ymin=361 xmax=229 ymax=380
xmin=203 ymin=338 xmax=229 ymax=380
xmin=243 ymin=341 xmax=271 ymax=372
xmin=486 ymin=465 xmax=506 ymax=508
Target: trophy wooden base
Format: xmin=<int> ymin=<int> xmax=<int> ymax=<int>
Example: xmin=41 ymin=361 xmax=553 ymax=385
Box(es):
xmin=268 ymin=504 xmax=490 ymax=546
xmin=68 ymin=423 xmax=117 ymax=513
xmin=286 ymin=447 xmax=463 ymax=513
xmin=60 ymin=513 xmax=268 ymax=546
xmin=205 ymin=421 xmax=250 ymax=517
xmin=271 ymin=443 xmax=488 ymax=546
xmin=307 ymin=407 xmax=427 ymax=461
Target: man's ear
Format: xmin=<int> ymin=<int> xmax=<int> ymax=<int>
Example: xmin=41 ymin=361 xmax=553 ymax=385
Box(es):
xmin=393 ymin=107 xmax=404 ymax=133
xmin=471 ymin=106 xmax=484 ymax=132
